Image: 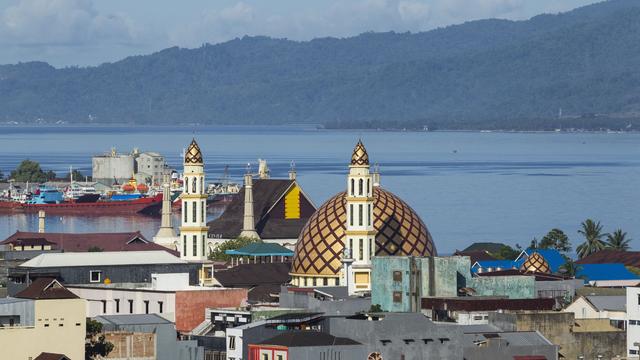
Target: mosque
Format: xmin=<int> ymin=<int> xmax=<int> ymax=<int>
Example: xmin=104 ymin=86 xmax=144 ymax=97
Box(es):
xmin=290 ymin=140 xmax=437 ymax=293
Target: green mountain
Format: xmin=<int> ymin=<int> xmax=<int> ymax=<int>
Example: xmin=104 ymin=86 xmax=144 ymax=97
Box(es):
xmin=2 ymin=0 xmax=640 ymax=130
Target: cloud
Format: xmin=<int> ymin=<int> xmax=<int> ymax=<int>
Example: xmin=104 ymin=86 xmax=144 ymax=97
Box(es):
xmin=0 ymin=0 xmax=138 ymax=46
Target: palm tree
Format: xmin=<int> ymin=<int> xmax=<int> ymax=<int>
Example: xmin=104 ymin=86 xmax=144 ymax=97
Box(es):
xmin=559 ymin=261 xmax=582 ymax=278
xmin=576 ymin=219 xmax=606 ymax=258
xmin=606 ymin=229 xmax=632 ymax=251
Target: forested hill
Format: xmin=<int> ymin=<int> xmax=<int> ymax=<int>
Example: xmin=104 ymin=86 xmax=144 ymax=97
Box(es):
xmin=2 ymin=0 xmax=640 ymax=130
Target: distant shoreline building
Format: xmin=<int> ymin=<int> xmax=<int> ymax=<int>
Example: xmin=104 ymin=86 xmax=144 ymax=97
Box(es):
xmin=92 ymin=147 xmax=169 ymax=186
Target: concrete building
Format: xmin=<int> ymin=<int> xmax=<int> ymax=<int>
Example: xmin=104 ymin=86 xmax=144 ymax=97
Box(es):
xmin=0 ymin=278 xmax=86 ymax=360
xmin=92 ymin=148 xmax=136 ymax=186
xmin=136 ymin=151 xmax=167 ymax=185
xmin=66 ymin=273 xmax=248 ymax=333
xmin=95 ymin=313 xmax=204 ymax=360
xmin=564 ymin=295 xmax=626 ymax=328
xmin=627 ymin=286 xmax=640 ymax=357
xmin=248 ymin=332 xmax=365 ymax=360
xmin=462 ymin=326 xmax=558 ymax=360
xmin=7 ymin=250 xmax=201 ymax=295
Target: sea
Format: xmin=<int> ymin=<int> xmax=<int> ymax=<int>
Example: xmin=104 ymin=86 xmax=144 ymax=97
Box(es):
xmin=0 ymin=125 xmax=638 ymax=255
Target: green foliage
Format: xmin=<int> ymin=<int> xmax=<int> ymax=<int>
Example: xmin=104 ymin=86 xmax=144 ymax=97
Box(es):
xmin=85 ymin=318 xmax=114 ymax=360
xmin=491 ymin=245 xmax=520 ymax=260
xmin=87 ymin=246 xmax=103 ymax=252
xmin=369 ymin=304 xmax=384 ymax=313
xmin=539 ymin=228 xmax=572 ymax=255
xmin=606 ymin=229 xmax=632 ymax=251
xmin=559 ymin=261 xmax=582 ymax=278
xmin=66 ymin=169 xmax=90 ymax=181
xmin=2 ymin=2 xmax=640 ymax=129
xmin=208 ymin=236 xmax=262 ymax=261
xmin=10 ymin=160 xmax=56 ymax=183
xmin=576 ymin=219 xmax=607 ymax=259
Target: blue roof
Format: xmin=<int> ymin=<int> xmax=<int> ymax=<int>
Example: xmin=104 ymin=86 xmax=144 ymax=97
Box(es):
xmin=576 ymin=263 xmax=640 ymax=282
xmin=225 ymin=242 xmax=294 ymax=257
xmin=471 ymin=259 xmax=522 ymax=273
xmin=521 ymin=248 xmax=567 ymax=273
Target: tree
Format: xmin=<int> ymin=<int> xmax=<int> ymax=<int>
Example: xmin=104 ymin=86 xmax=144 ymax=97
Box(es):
xmin=369 ymin=304 xmax=383 ymax=313
xmin=492 ymin=245 xmax=520 ymax=260
xmin=208 ymin=236 xmax=261 ymax=261
xmin=606 ymin=229 xmax=632 ymax=251
xmin=539 ymin=228 xmax=572 ymax=254
xmin=576 ymin=219 xmax=607 ymax=258
xmin=9 ymin=160 xmax=54 ymax=183
xmin=66 ymin=169 xmax=91 ymax=182
xmin=559 ymin=261 xmax=582 ymax=278
xmin=85 ymin=318 xmax=114 ymax=360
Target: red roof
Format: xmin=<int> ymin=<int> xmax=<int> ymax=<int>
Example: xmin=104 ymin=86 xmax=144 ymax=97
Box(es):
xmin=2 ymin=231 xmax=178 ymax=256
xmin=576 ymin=249 xmax=640 ymax=267
xmin=5 ymin=237 xmax=57 ymax=247
xmin=15 ymin=278 xmax=78 ymax=300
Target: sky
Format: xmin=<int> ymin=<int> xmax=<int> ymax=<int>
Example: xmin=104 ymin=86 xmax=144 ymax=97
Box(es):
xmin=0 ymin=0 xmax=601 ymax=67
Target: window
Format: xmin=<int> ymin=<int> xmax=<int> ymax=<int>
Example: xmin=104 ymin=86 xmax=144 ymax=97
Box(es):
xmin=201 ymin=178 xmax=204 ymax=195
xmin=228 ymin=336 xmax=236 ymax=350
xmin=349 ymin=239 xmax=353 ymax=257
xmin=44 ymin=324 xmax=49 ymax=327
xmin=313 ymin=278 xmax=317 ymax=286
xmin=144 ymin=300 xmax=149 ymax=314
xmin=304 ymin=278 xmax=308 ymax=287
xmin=335 ymin=277 xmax=340 ymax=286
xmin=277 ymin=355 xmax=283 ymax=360
xmin=323 ymin=278 xmax=328 ymax=286
xmin=185 ymin=177 xmax=189 ymax=193
xmin=9 ymin=319 xmax=14 ymax=327
xmin=202 ymin=235 xmax=206 ymax=257
xmin=202 ymin=200 xmax=206 ymax=222
xmin=359 ymin=178 xmax=363 ymax=196
xmin=115 ymin=299 xmax=120 ymax=313
xmin=193 ymin=235 xmax=197 ymax=256
xmin=183 ymin=235 xmax=187 ymax=255
xmin=184 ymin=202 xmax=188 ymax=222
xmin=193 ymin=201 xmax=197 ymax=223
xmin=262 ymin=354 xmax=268 ymax=360
xmin=350 ymin=179 xmax=354 ymax=196
xmin=349 ymin=204 xmax=354 ymax=226
xmin=158 ymin=301 xmax=163 ymax=313
xmin=359 ymin=239 xmax=364 ymax=261
xmin=90 ymin=270 xmax=101 ymax=283
xmin=637 ymin=294 xmax=640 ymax=306
xmin=102 ymin=300 xmax=107 ymax=314
xmin=192 ymin=177 xmax=197 ymax=194
xmin=630 ymin=320 xmax=638 ymax=325
xmin=358 ymin=204 xmax=363 ymax=226
xmin=370 ymin=238 xmax=374 ymax=259
xmin=367 ymin=179 xmax=370 ymax=195
xmin=368 ymin=204 xmax=372 ymax=226
xmin=393 ymin=271 xmax=402 ymax=282
xmin=128 ymin=300 xmax=134 ymax=314
xmin=393 ymin=291 xmax=402 ymax=303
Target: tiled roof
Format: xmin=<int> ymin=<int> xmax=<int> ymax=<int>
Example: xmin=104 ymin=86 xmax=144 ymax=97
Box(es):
xmin=576 ymin=249 xmax=640 ymax=268
xmin=4 ymin=237 xmax=56 ymax=247
xmin=1 ymin=231 xmax=178 ymax=256
xmin=207 ymin=179 xmax=316 ymax=239
xmin=576 ymin=263 xmax=639 ymax=282
xmin=34 ymin=353 xmax=70 ymax=360
xmin=214 ymin=263 xmax=291 ymax=287
xmin=15 ymin=278 xmax=78 ymax=300
xmin=257 ymin=331 xmax=360 ymax=347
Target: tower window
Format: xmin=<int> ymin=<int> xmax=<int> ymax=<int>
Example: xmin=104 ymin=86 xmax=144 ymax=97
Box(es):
xmin=359 ymin=179 xmax=363 ymax=196
xmin=359 ymin=239 xmax=364 ymax=261
xmin=367 ymin=178 xmax=370 ymax=195
xmin=200 ymin=178 xmax=204 ymax=195
xmin=349 ymin=204 xmax=354 ymax=226
xmin=192 ymin=235 xmax=197 ymax=257
xmin=202 ymin=235 xmax=206 ymax=257
xmin=128 ymin=299 xmax=134 ymax=314
xmin=368 ymin=204 xmax=372 ymax=226
xmin=192 ymin=177 xmax=197 ymax=194
xmin=351 ymin=179 xmax=354 ymax=196
xmin=158 ymin=301 xmax=163 ymax=313
xmin=192 ymin=201 xmax=197 ymax=223
xmin=349 ymin=239 xmax=353 ymax=256
xmin=370 ymin=238 xmax=374 ymax=258
xmin=144 ymin=300 xmax=149 ymax=314
xmin=185 ymin=177 xmax=189 ymax=193
xmin=358 ymin=204 xmax=363 ymax=226
xmin=183 ymin=235 xmax=187 ymax=255
xmin=201 ymin=200 xmax=205 ymax=222
xmin=184 ymin=202 xmax=188 ymax=223
xmin=115 ymin=299 xmax=120 ymax=313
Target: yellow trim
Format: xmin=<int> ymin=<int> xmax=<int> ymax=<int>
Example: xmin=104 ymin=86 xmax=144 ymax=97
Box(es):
xmin=179 ymin=227 xmax=210 ymax=232
xmin=180 ymin=194 xmax=208 ymax=199
xmin=345 ymin=197 xmax=374 ymax=202
xmin=290 ymin=273 xmax=339 ymax=278
xmin=284 ymin=185 xmax=301 ymax=219
xmin=345 ymin=230 xmax=377 ymax=236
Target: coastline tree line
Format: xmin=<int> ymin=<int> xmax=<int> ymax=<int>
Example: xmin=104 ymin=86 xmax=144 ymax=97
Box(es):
xmin=0 ymin=160 xmax=88 ymax=183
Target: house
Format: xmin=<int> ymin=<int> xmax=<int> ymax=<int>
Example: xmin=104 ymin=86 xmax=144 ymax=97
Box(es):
xmin=576 ymin=263 xmax=640 ymax=287
xmin=248 ymin=332 xmax=365 ymax=360
xmin=225 ymin=242 xmax=294 ymax=266
xmin=627 ymin=287 xmax=640 ymax=357
xmin=207 ymin=178 xmax=316 ymax=249
xmin=564 ymin=295 xmax=626 ymax=328
xmin=0 ymin=278 xmax=86 ymax=360
xmin=7 ymin=250 xmax=202 ymax=295
xmin=95 ymin=313 xmax=203 ymax=360
xmin=34 ymin=353 xmax=71 ymax=360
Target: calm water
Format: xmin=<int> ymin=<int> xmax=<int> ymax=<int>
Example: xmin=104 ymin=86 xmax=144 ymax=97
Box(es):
xmin=0 ymin=126 xmax=639 ymax=255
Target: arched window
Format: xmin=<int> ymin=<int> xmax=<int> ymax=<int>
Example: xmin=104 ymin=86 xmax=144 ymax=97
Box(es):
xmin=358 ymin=179 xmax=363 ymax=196
xmin=350 ymin=179 xmax=354 ymax=196
xmin=192 ymin=201 xmax=197 ymax=223
xmin=184 ymin=202 xmax=188 ymax=223
xmin=201 ymin=178 xmax=204 ymax=194
xmin=201 ymin=200 xmax=205 ymax=222
xmin=349 ymin=204 xmax=354 ymax=226
xmin=192 ymin=177 xmax=197 ymax=194
xmin=184 ymin=177 xmax=189 ymax=193
xmin=367 ymin=179 xmax=370 ymax=195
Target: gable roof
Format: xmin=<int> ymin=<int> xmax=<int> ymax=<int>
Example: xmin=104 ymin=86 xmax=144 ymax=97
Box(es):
xmin=576 ymin=250 xmax=640 ymax=268
xmin=34 ymin=353 xmax=71 ymax=360
xmin=207 ymin=179 xmax=316 ymax=239
xmin=4 ymin=237 xmax=57 ymax=247
xmin=20 ymin=250 xmax=185 ymax=268
xmin=584 ymin=295 xmax=626 ymax=312
xmin=462 ymin=242 xmax=508 ymax=254
xmin=1 ymin=231 xmax=178 ymax=256
xmin=225 ymin=242 xmax=294 ymax=257
xmin=214 ymin=262 xmax=291 ymax=287
xmin=517 ymin=248 xmax=567 ymax=273
xmin=576 ymin=263 xmax=639 ymax=282
xmin=15 ymin=278 xmax=78 ymax=300
xmin=257 ymin=331 xmax=360 ymax=347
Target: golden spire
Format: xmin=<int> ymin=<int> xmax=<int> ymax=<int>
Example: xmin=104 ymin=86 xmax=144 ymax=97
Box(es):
xmin=520 ymin=252 xmax=551 ymax=274
xmin=350 ymin=139 xmax=369 ymax=166
xmin=184 ymin=138 xmax=203 ymax=164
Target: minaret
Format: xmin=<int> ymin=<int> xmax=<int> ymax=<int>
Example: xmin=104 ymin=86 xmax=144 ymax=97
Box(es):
xmin=179 ymin=139 xmax=209 ymax=261
xmin=239 ymin=172 xmax=260 ymax=239
xmin=343 ymin=139 xmax=376 ymax=294
xmin=153 ymin=174 xmax=178 ymax=249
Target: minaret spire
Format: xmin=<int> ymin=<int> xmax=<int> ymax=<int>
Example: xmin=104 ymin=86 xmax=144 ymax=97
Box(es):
xmin=153 ymin=174 xmax=178 ymax=249
xmin=239 ymin=166 xmax=260 ymax=240
xmin=179 ymin=138 xmax=209 ymax=261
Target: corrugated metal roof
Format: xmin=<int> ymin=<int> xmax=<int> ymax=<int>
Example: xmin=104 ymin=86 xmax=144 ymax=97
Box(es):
xmin=95 ymin=314 xmax=172 ymax=325
xmin=20 ymin=250 xmax=185 ymax=267
xmin=577 ymin=263 xmax=639 ymax=281
xmin=464 ymin=331 xmax=552 ymax=346
xmin=585 ymin=295 xmax=626 ymax=311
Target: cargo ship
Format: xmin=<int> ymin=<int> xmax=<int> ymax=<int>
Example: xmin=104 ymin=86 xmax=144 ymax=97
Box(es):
xmin=0 ymin=185 xmax=162 ymax=215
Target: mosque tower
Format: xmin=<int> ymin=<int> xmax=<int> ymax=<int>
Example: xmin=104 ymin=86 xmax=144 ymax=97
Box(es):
xmin=343 ymin=139 xmax=376 ymax=293
xmin=179 ymin=139 xmax=209 ymax=261
xmin=153 ymin=174 xmax=179 ymax=249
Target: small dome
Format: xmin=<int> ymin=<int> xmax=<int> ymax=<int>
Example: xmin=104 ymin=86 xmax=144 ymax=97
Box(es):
xmin=351 ymin=140 xmax=369 ymax=166
xmin=521 ymin=252 xmax=551 ymax=274
xmin=291 ymin=187 xmax=436 ymax=277
xmin=184 ymin=139 xmax=203 ymax=164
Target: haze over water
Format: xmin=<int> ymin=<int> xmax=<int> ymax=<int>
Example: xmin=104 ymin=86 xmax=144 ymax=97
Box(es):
xmin=0 ymin=126 xmax=638 ymax=256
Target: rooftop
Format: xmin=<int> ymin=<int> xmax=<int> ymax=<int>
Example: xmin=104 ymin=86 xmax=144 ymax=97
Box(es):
xmin=576 ymin=263 xmax=639 ymax=281
xmin=15 ymin=278 xmax=79 ymax=300
xmin=577 ymin=249 xmax=640 ymax=268
xmin=95 ymin=314 xmax=172 ymax=326
xmin=20 ymin=250 xmax=185 ymax=268
xmin=257 ymin=331 xmax=360 ymax=347
xmin=215 ymin=262 xmax=291 ymax=287
xmin=584 ymin=295 xmax=626 ymax=312
xmin=34 ymin=353 xmax=71 ymax=360
xmin=225 ymin=242 xmax=294 ymax=257
xmin=464 ymin=331 xmax=553 ymax=347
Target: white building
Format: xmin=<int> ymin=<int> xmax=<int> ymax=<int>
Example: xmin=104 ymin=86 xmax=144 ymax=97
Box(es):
xmin=565 ymin=295 xmax=626 ymax=329
xmin=627 ymin=287 xmax=640 ymax=357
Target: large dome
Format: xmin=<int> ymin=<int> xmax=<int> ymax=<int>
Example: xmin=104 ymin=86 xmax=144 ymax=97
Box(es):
xmin=291 ymin=186 xmax=436 ymax=277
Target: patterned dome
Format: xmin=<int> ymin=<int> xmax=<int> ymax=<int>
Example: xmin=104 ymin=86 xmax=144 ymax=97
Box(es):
xmin=351 ymin=140 xmax=369 ymax=166
xmin=520 ymin=252 xmax=551 ymax=274
xmin=184 ymin=139 xmax=203 ymax=164
xmin=291 ymin=187 xmax=436 ymax=276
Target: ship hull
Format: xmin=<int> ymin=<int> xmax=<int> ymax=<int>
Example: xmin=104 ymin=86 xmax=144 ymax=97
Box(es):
xmin=0 ymin=195 xmax=162 ymax=216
